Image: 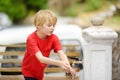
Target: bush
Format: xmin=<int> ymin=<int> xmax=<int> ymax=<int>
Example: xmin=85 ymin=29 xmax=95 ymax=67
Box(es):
xmin=0 ymin=0 xmax=27 ymax=24
xmin=24 ymin=0 xmax=48 ymax=12
xmin=85 ymin=0 xmax=101 ymax=11
xmin=65 ymin=3 xmax=80 ymax=17
xmin=0 ymin=0 xmax=48 ymax=24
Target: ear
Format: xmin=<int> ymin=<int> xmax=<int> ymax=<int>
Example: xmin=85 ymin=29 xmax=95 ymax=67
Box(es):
xmin=36 ymin=23 xmax=41 ymax=29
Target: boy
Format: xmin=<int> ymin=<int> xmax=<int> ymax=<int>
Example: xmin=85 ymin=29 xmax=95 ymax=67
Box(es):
xmin=22 ymin=9 xmax=76 ymax=80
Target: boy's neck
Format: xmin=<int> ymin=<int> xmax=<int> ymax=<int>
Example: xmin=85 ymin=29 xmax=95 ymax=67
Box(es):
xmin=36 ymin=31 xmax=47 ymax=40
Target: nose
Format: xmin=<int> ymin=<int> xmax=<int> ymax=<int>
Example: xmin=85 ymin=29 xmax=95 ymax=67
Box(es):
xmin=51 ymin=26 xmax=54 ymax=30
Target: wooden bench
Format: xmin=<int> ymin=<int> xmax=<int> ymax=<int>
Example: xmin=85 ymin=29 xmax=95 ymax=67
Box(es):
xmin=0 ymin=44 xmax=82 ymax=80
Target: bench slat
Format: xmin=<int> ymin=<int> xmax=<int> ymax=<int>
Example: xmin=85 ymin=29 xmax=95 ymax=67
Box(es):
xmin=66 ymin=52 xmax=80 ymax=57
xmin=0 ymin=51 xmax=80 ymax=57
xmin=0 ymin=44 xmax=79 ymax=47
xmin=0 ymin=59 xmax=22 ymax=63
xmin=0 ymin=67 xmax=63 ymax=73
xmin=0 ymin=75 xmax=24 ymax=80
xmin=0 ymin=67 xmax=80 ymax=73
xmin=0 ymin=44 xmax=26 ymax=47
xmin=0 ymin=51 xmax=24 ymax=55
xmin=0 ymin=59 xmax=79 ymax=65
xmin=0 ymin=68 xmax=21 ymax=72
xmin=0 ymin=75 xmax=79 ymax=80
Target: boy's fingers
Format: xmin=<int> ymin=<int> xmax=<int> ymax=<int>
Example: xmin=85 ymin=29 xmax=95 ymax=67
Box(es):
xmin=72 ymin=76 xmax=75 ymax=80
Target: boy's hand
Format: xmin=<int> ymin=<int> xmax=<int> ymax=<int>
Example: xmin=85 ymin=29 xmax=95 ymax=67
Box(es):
xmin=59 ymin=61 xmax=70 ymax=72
xmin=68 ymin=66 xmax=76 ymax=80
xmin=59 ymin=61 xmax=76 ymax=79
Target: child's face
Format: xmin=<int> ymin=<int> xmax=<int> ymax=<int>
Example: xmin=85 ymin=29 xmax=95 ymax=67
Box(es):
xmin=40 ymin=20 xmax=55 ymax=36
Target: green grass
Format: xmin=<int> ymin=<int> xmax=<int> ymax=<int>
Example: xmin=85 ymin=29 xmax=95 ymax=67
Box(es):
xmin=65 ymin=3 xmax=81 ymax=17
xmin=104 ymin=15 xmax=120 ymax=30
xmin=65 ymin=1 xmax=112 ymax=16
xmin=63 ymin=1 xmax=120 ymax=30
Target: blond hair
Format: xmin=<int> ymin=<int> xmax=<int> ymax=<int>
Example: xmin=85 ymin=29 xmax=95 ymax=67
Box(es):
xmin=34 ymin=10 xmax=57 ymax=27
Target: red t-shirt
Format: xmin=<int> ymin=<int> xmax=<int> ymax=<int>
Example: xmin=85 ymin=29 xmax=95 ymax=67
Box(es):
xmin=22 ymin=31 xmax=62 ymax=80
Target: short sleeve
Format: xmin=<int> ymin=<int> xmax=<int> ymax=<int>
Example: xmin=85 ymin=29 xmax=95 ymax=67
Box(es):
xmin=26 ymin=35 xmax=39 ymax=56
xmin=53 ymin=35 xmax=62 ymax=53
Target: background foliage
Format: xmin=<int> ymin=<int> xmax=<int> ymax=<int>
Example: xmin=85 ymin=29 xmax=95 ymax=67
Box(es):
xmin=0 ymin=0 xmax=119 ymax=24
xmin=0 ymin=0 xmax=48 ymax=24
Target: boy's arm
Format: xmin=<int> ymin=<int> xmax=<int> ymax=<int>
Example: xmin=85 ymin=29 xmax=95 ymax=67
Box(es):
xmin=35 ymin=51 xmax=69 ymax=70
xmin=57 ymin=50 xmax=76 ymax=77
xmin=57 ymin=50 xmax=69 ymax=64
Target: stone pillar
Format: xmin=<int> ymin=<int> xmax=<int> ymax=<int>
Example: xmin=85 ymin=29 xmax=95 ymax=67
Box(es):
xmin=82 ymin=17 xmax=118 ymax=80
